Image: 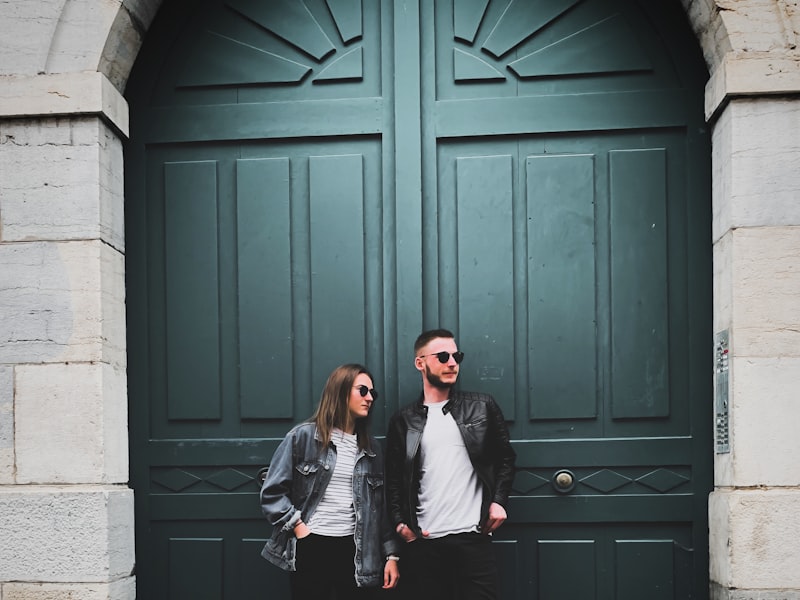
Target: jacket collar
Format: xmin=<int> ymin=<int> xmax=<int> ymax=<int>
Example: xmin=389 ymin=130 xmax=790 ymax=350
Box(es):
xmin=415 ymin=390 xmax=461 ymax=415
xmin=314 ymin=426 xmax=376 ymax=457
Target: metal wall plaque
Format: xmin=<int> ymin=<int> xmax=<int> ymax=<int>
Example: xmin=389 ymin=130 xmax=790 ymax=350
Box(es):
xmin=714 ymin=330 xmax=730 ymax=454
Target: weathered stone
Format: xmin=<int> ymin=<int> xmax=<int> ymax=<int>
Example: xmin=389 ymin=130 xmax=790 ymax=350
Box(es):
xmin=0 ymin=241 xmax=126 ymax=368
xmin=1 ymin=579 xmax=136 ymax=600
xmin=710 ymin=489 xmax=800 ymax=590
xmin=15 ymin=362 xmax=128 ymax=484
xmin=0 ymin=486 xmax=134 ymax=581
xmin=713 ymin=100 xmax=800 ymax=241
xmin=732 ymin=227 xmax=800 ymax=358
xmin=0 ymin=365 xmax=13 ymax=484
xmin=0 ymin=116 xmax=125 ymax=248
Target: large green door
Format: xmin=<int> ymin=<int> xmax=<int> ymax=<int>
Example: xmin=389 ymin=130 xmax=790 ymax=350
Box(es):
xmin=126 ymin=0 xmax=712 ymax=598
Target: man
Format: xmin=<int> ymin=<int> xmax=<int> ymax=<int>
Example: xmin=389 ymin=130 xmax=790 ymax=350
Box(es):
xmin=385 ymin=328 xmax=516 ymax=600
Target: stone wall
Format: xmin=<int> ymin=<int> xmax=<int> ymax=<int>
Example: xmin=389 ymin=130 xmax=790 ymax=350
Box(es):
xmin=1 ymin=1 xmax=799 ymax=598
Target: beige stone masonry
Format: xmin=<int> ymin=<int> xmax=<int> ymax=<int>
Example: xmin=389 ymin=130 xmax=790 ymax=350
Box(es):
xmin=0 ymin=116 xmax=125 ymax=249
xmin=0 ymin=485 xmax=134 ymax=582
xmin=712 ymin=99 xmax=800 ymax=243
xmin=0 ymin=241 xmax=126 ymax=369
xmin=0 ymin=73 xmax=128 ymax=136
xmin=15 ymin=362 xmax=127 ymax=485
xmin=0 ymin=579 xmax=136 ymax=600
xmin=713 ymin=226 xmax=800 ymax=489
xmin=0 ymin=366 xmax=12 ymax=485
xmin=710 ymin=489 xmax=800 ymax=591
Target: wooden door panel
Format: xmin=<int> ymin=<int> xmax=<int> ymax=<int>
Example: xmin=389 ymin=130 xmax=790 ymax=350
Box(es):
xmin=126 ymin=0 xmax=711 ymax=597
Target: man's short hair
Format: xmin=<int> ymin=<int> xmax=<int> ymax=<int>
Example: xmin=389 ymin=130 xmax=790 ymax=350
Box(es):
xmin=414 ymin=328 xmax=455 ymax=354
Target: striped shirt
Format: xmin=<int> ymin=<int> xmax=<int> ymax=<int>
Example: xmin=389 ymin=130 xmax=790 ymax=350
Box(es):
xmin=306 ymin=428 xmax=358 ymax=536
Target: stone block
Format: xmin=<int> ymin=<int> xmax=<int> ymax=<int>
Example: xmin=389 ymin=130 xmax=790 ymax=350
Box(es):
xmin=710 ymin=489 xmax=800 ymax=590
xmin=711 ymin=583 xmax=800 ymax=600
xmin=731 ymin=227 xmax=800 ymax=358
xmin=0 ymin=73 xmax=128 ymax=135
xmin=15 ymin=363 xmax=128 ymax=485
xmin=1 ymin=579 xmax=135 ymax=600
xmin=0 ymin=365 xmax=13 ymax=484
xmin=712 ymin=99 xmax=800 ymax=240
xmin=728 ymin=356 xmax=800 ymax=486
xmin=0 ymin=116 xmax=125 ymax=249
xmin=0 ymin=0 xmax=64 ymax=75
xmin=35 ymin=0 xmax=123 ymax=77
xmin=0 ymin=240 xmax=126 ymax=368
xmin=0 ymin=485 xmax=134 ymax=582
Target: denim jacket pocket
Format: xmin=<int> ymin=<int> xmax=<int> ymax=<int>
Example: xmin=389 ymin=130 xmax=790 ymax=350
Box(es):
xmin=294 ymin=461 xmax=320 ymax=498
xmin=366 ymin=474 xmax=384 ymax=490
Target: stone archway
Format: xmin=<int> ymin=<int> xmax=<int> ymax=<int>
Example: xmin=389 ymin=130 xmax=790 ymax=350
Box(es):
xmin=2 ymin=1 xmax=800 ymax=598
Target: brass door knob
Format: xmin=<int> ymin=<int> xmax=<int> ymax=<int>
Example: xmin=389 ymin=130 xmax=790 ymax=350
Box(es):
xmin=552 ymin=469 xmax=576 ymax=493
xmin=556 ymin=472 xmax=573 ymax=488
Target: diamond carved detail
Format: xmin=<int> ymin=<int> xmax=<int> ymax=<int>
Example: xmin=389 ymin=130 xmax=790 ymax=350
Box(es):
xmin=637 ymin=469 xmax=689 ymax=493
xmin=512 ymin=471 xmax=549 ymax=495
xmin=580 ymin=469 xmax=631 ymax=493
xmin=152 ymin=468 xmax=202 ymax=492
xmin=207 ymin=468 xmax=253 ymax=491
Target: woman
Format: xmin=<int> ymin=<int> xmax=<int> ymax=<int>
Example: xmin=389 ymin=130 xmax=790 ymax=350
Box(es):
xmin=260 ymin=364 xmax=400 ymax=598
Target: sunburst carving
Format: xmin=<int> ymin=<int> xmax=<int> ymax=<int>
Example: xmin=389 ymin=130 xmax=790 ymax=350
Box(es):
xmin=176 ymin=0 xmax=366 ymax=88
xmin=451 ymin=0 xmax=653 ymax=83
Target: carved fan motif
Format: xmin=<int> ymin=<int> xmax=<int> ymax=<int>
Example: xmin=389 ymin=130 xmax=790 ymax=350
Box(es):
xmin=452 ymin=0 xmax=652 ymax=82
xmin=177 ymin=0 xmax=365 ymax=87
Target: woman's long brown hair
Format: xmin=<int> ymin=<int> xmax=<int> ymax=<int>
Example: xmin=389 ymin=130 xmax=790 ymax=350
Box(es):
xmin=310 ymin=363 xmax=374 ymax=452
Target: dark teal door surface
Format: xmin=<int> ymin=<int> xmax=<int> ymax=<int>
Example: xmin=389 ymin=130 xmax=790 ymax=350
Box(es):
xmin=125 ymin=0 xmax=712 ymax=598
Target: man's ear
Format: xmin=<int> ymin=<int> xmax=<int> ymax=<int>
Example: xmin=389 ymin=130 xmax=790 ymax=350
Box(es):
xmin=414 ymin=357 xmax=424 ymax=373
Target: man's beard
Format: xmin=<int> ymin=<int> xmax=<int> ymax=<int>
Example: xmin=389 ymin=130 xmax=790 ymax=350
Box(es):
xmin=424 ymin=364 xmax=454 ymax=390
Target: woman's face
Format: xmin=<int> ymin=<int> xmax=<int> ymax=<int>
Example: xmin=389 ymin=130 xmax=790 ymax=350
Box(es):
xmin=348 ymin=373 xmax=376 ymax=421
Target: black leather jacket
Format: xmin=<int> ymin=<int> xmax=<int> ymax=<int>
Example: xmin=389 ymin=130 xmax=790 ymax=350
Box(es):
xmin=385 ymin=391 xmax=516 ymax=535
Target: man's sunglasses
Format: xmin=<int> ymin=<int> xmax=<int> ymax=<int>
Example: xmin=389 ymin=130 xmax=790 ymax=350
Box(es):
xmin=417 ymin=351 xmax=465 ymax=364
xmin=354 ymin=385 xmax=379 ymax=400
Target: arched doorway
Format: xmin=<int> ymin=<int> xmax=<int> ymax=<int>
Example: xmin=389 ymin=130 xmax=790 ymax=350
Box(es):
xmin=125 ymin=0 xmax=712 ymax=597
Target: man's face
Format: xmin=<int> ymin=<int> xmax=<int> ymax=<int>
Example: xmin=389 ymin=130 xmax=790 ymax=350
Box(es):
xmin=415 ymin=337 xmax=460 ymax=389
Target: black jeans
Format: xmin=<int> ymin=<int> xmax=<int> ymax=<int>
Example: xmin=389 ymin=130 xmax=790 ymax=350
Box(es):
xmin=290 ymin=534 xmax=378 ymax=600
xmin=400 ymin=532 xmax=497 ymax=600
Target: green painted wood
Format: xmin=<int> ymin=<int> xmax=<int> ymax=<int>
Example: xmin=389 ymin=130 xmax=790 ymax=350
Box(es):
xmin=226 ymin=0 xmax=336 ymax=61
xmin=316 ymin=46 xmax=363 ymax=81
xmin=326 ymin=0 xmax=364 ymax=43
xmin=538 ymin=540 xmax=597 ymax=598
xmin=393 ymin=0 xmax=425 ymax=404
xmin=164 ymin=161 xmax=221 ymax=420
xmin=527 ymin=154 xmax=597 ymax=420
xmin=453 ymin=0 xmax=490 ymax=43
xmin=483 ymin=0 xmax=581 ymax=58
xmin=455 ymin=155 xmax=516 ymax=417
xmin=436 ymin=90 xmax=689 ymax=137
xmin=140 ymin=99 xmax=384 ymax=143
xmin=309 ymin=154 xmax=367 ymax=383
xmin=236 ymin=158 xmax=293 ymax=419
xmin=509 ymin=14 xmax=653 ymax=77
xmin=177 ymin=30 xmax=311 ymax=87
xmin=168 ymin=538 xmax=223 ymax=599
xmin=615 ymin=540 xmax=674 ymax=599
xmin=126 ymin=0 xmax=712 ymax=597
xmin=610 ymin=149 xmax=669 ymax=419
xmin=454 ymin=48 xmax=505 ymax=81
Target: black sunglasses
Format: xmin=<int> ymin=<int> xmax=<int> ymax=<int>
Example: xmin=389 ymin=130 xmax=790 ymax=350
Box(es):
xmin=354 ymin=385 xmax=379 ymax=400
xmin=417 ymin=351 xmax=465 ymax=364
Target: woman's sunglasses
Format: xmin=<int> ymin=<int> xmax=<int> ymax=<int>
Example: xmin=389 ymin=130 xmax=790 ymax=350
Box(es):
xmin=417 ymin=351 xmax=465 ymax=364
xmin=354 ymin=385 xmax=379 ymax=399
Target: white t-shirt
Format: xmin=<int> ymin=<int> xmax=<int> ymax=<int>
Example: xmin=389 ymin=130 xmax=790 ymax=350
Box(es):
xmin=306 ymin=428 xmax=357 ymax=536
xmin=416 ymin=401 xmax=482 ymax=538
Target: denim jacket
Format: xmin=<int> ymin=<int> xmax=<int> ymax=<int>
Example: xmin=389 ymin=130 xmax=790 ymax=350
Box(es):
xmin=259 ymin=422 xmax=398 ymax=587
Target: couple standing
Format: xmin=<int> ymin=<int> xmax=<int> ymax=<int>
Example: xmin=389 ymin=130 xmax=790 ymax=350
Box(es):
xmin=259 ymin=329 xmax=517 ymax=599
